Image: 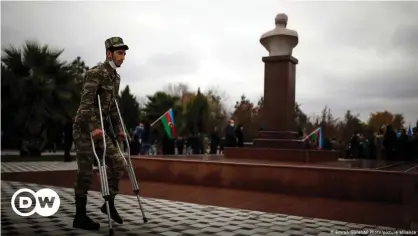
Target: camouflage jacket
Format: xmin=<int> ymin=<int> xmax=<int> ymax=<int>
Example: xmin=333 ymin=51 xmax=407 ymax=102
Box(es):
xmin=74 ymin=62 xmax=122 ymax=134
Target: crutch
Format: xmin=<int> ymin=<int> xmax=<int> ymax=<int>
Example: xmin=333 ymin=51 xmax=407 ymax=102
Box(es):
xmin=110 ymin=98 xmax=148 ymax=223
xmin=90 ymin=95 xmax=114 ymax=236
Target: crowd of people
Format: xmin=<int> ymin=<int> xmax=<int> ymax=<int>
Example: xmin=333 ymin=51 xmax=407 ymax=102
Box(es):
xmin=129 ymin=119 xmax=245 ymax=155
xmin=129 ymin=119 xmax=418 ymax=162
xmin=319 ymin=123 xmax=418 ymax=161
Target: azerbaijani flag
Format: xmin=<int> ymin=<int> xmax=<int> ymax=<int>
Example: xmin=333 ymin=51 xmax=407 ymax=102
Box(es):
xmin=304 ymin=127 xmax=323 ymax=149
xmin=161 ymin=109 xmax=176 ymax=139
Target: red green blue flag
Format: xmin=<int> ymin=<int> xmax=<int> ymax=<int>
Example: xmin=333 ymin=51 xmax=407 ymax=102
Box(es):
xmin=302 ymin=127 xmax=323 ymax=149
xmin=161 ymin=109 xmax=176 ymax=139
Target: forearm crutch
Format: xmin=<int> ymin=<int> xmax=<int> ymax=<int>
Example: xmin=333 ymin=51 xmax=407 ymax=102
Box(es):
xmin=90 ymin=95 xmax=114 ymax=235
xmin=110 ymin=98 xmax=148 ymax=223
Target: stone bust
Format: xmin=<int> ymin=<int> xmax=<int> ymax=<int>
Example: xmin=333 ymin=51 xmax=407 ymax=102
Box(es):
xmin=260 ymin=13 xmax=298 ymax=56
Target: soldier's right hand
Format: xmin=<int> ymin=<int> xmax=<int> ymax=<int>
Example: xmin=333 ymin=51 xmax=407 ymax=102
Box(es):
xmin=91 ymin=129 xmax=104 ymax=140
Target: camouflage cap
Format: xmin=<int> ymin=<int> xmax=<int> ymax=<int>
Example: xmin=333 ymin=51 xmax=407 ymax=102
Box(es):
xmin=105 ymin=37 xmax=129 ymax=51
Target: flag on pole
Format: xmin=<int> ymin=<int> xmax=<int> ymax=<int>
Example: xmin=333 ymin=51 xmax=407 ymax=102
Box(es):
xmin=318 ymin=128 xmax=323 ymax=149
xmin=150 ymin=108 xmax=177 ymax=139
xmin=302 ymin=127 xmax=323 ymax=149
xmin=161 ymin=109 xmax=176 ymax=139
xmin=311 ymin=128 xmax=323 ymax=149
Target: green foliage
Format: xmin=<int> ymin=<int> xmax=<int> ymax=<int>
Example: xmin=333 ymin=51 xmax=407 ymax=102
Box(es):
xmin=295 ymin=102 xmax=309 ymax=129
xmin=185 ymin=88 xmax=210 ymax=134
xmin=142 ymin=92 xmax=180 ymax=123
xmin=1 ymin=41 xmax=82 ymax=154
xmin=117 ymin=85 xmax=141 ymax=132
xmin=204 ymin=88 xmax=228 ymax=132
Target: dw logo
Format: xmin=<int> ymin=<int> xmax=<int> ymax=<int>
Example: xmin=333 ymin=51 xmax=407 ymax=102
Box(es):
xmin=11 ymin=188 xmax=61 ymax=217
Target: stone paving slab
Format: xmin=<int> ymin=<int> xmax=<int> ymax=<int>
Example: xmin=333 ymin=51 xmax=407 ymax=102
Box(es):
xmin=1 ymin=161 xmax=79 ymax=172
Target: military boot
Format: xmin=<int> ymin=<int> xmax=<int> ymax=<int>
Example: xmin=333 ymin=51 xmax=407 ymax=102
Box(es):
xmin=100 ymin=198 xmax=123 ymax=224
xmin=73 ymin=197 xmax=100 ymax=230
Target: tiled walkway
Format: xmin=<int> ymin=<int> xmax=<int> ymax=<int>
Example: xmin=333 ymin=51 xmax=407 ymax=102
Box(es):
xmin=1 ymin=161 xmax=79 ymax=173
xmin=1 ymin=162 xmax=414 ymax=236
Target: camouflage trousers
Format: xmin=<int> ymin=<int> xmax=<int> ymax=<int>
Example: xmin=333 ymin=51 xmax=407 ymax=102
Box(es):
xmin=73 ymin=123 xmax=126 ymax=199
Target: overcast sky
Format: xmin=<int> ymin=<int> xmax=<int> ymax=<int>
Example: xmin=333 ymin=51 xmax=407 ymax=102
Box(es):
xmin=2 ymin=1 xmax=418 ymax=126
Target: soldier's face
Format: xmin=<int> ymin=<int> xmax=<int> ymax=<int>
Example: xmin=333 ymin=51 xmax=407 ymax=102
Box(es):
xmin=108 ymin=50 xmax=126 ymax=67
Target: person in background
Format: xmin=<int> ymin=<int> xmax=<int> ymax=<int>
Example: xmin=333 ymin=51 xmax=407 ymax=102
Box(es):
xmin=349 ymin=131 xmax=360 ymax=159
xmin=141 ymin=123 xmax=151 ymax=155
xmin=412 ymin=128 xmax=418 ymax=160
xmin=131 ymin=123 xmax=144 ymax=155
xmin=176 ymin=136 xmax=185 ymax=155
xmin=219 ymin=137 xmax=225 ymax=154
xmin=235 ymin=124 xmax=244 ymax=147
xmin=383 ymin=125 xmax=397 ymax=161
xmin=198 ymin=132 xmax=204 ymax=154
xmin=191 ymin=133 xmax=200 ymax=154
xmin=203 ymin=135 xmax=209 ymax=154
xmin=374 ymin=127 xmax=385 ymax=160
xmin=133 ymin=123 xmax=144 ymax=142
xmin=186 ymin=134 xmax=194 ymax=154
xmin=224 ymin=119 xmax=237 ymax=147
xmin=397 ymin=128 xmax=409 ymax=161
xmin=210 ymin=127 xmax=221 ymax=154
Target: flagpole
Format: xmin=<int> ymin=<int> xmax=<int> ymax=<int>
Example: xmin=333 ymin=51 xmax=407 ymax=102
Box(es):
xmin=407 ymin=122 xmax=413 ymax=137
xmin=302 ymin=127 xmax=320 ymax=141
xmin=151 ymin=108 xmax=171 ymax=127
xmin=318 ymin=127 xmax=323 ymax=149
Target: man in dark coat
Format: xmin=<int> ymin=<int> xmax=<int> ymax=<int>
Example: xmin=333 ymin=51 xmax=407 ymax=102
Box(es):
xmin=383 ymin=125 xmax=398 ymax=161
xmin=210 ymin=127 xmax=220 ymax=154
xmin=224 ymin=119 xmax=237 ymax=147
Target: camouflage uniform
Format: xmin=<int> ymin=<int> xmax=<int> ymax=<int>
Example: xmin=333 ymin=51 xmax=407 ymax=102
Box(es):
xmin=72 ymin=37 xmax=129 ymax=230
xmin=73 ymin=37 xmax=128 ymax=199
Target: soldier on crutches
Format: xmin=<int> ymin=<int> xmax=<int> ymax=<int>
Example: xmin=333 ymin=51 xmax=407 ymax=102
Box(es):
xmin=72 ymin=37 xmax=147 ymax=235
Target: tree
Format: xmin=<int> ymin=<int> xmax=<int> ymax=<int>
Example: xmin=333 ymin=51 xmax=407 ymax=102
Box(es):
xmin=64 ymin=56 xmax=89 ymax=119
xmin=367 ymin=111 xmax=405 ymax=132
xmin=62 ymin=56 xmax=89 ymax=162
xmin=250 ymin=96 xmax=264 ymax=130
xmin=392 ymin=114 xmax=405 ymax=131
xmin=295 ymin=102 xmax=309 ymax=131
xmin=118 ymin=85 xmax=141 ymax=133
xmin=204 ymin=87 xmax=228 ymax=131
xmin=163 ymin=82 xmax=190 ymax=97
xmin=1 ymin=41 xmax=80 ymax=156
xmin=319 ymin=106 xmax=338 ymax=137
xmin=231 ymin=95 xmax=258 ymax=140
xmin=342 ymin=110 xmax=362 ymax=141
xmin=70 ymin=56 xmax=89 ymax=84
xmin=185 ymin=88 xmax=210 ymax=134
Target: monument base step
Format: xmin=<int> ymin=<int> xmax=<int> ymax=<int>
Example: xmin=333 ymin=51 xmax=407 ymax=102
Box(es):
xmin=253 ymin=138 xmax=305 ymax=149
xmin=255 ymin=131 xmax=300 ymax=139
xmin=224 ymin=146 xmax=338 ymax=163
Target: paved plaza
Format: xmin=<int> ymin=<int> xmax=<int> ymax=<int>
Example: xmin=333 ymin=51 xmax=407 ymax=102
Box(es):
xmin=1 ymin=161 xmax=414 ymax=236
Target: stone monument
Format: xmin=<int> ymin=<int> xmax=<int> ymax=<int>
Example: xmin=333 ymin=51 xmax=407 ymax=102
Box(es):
xmin=260 ymin=13 xmax=298 ymax=57
xmin=224 ymin=13 xmax=338 ymax=162
xmin=253 ymin=13 xmax=301 ymax=149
